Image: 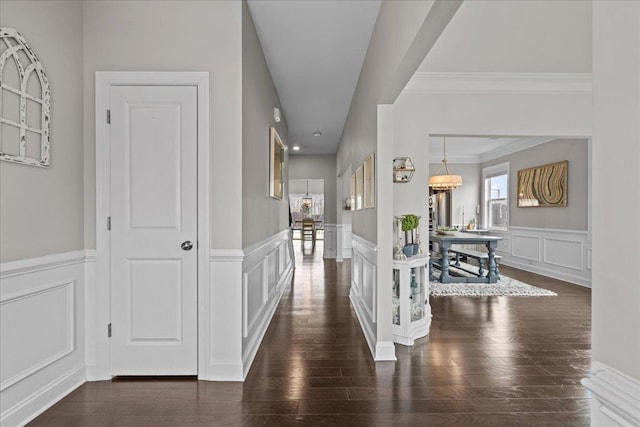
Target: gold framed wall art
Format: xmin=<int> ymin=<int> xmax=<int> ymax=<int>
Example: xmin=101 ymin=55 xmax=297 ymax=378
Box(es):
xmin=517 ymin=160 xmax=568 ymax=207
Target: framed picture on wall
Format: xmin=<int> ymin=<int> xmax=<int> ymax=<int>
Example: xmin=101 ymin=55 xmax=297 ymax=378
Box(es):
xmin=350 ymin=173 xmax=356 ymax=211
xmin=363 ymin=153 xmax=375 ymax=208
xmin=269 ymin=127 xmax=285 ymax=199
xmin=517 ymin=160 xmax=568 ymax=207
xmin=355 ymin=165 xmax=364 ymax=210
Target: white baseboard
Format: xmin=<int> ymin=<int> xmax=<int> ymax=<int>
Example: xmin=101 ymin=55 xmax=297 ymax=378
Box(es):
xmin=500 ymin=258 xmax=591 ymax=288
xmin=582 ymin=361 xmax=640 ymax=426
xmin=374 ymin=341 xmax=397 ymax=361
xmin=349 ymin=293 xmax=377 ymax=358
xmin=0 ymin=365 xmax=85 ymax=427
xmin=207 ymin=361 xmax=244 ymax=382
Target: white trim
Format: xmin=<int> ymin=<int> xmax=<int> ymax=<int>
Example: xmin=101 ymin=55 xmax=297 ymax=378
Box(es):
xmin=0 ymin=365 xmax=85 ymax=427
xmin=351 ymin=234 xmax=377 ymax=259
xmin=209 ymin=249 xmax=245 ymax=262
xmin=499 ymin=258 xmax=591 ymax=288
xmin=489 ymin=226 xmax=591 ymax=287
xmin=0 ymin=250 xmax=89 ymax=279
xmin=507 ymin=225 xmax=590 ymax=235
xmin=543 ymin=237 xmax=584 ymax=271
xmin=482 ymin=162 xmax=509 ymax=231
xmin=405 ymin=72 xmax=592 ymax=94
xmin=94 ymin=71 xmax=210 ymax=380
xmin=0 ymin=281 xmax=75 ymax=392
xmin=374 ymin=341 xmax=397 ymax=362
xmin=510 ymin=234 xmax=542 ymax=262
xmin=582 ymin=362 xmax=640 ymax=427
xmin=241 ymin=266 xmax=292 ymax=378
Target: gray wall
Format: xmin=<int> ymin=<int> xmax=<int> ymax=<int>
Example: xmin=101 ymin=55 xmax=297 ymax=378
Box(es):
xmin=0 ymin=1 xmax=84 ymax=262
xmin=83 ymin=0 xmax=243 ymax=250
xmin=241 ymin=1 xmax=289 ymax=248
xmin=337 ymin=1 xmax=462 ymax=243
xmin=288 ymin=155 xmax=336 ymax=225
xmin=482 ymin=138 xmax=589 ymax=231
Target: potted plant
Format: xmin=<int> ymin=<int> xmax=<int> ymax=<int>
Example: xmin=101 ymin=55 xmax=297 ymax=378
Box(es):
xmin=401 ymin=214 xmax=420 ymax=257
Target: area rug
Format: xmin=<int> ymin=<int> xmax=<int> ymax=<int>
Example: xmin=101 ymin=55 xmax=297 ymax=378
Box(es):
xmin=429 ymin=265 xmax=557 ymax=297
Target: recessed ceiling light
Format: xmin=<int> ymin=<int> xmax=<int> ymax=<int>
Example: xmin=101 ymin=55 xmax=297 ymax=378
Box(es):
xmin=313 ymin=131 xmax=322 ymax=137
xmin=292 ymin=146 xmax=300 ymax=151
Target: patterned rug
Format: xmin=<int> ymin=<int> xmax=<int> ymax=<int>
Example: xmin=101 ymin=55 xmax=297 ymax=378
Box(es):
xmin=429 ymin=265 xmax=557 ymax=297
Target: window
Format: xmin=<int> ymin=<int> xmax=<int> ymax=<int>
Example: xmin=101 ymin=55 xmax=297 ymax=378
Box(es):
xmin=483 ymin=163 xmax=509 ymax=230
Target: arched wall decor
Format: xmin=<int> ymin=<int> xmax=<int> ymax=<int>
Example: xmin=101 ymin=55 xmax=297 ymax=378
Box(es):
xmin=0 ymin=28 xmax=51 ymax=167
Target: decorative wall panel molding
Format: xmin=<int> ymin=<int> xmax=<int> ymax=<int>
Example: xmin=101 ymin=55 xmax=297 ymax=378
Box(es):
xmin=323 ymin=224 xmax=337 ymax=259
xmin=0 ymin=281 xmax=74 ymax=392
xmin=239 ymin=229 xmax=293 ymax=379
xmin=349 ymin=234 xmax=378 ymax=359
xmin=0 ymin=251 xmax=87 ymax=427
xmin=491 ymin=226 xmax=591 ymax=287
xmin=0 ymin=28 xmax=51 ymax=167
xmin=511 ymin=234 xmax=541 ymax=261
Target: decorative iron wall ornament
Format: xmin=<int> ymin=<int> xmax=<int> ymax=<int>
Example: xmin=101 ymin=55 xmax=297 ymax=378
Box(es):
xmin=0 ymin=28 xmax=51 ymax=167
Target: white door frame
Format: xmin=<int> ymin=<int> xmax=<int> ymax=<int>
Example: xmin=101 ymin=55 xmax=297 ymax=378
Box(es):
xmin=93 ymin=72 xmax=210 ymax=380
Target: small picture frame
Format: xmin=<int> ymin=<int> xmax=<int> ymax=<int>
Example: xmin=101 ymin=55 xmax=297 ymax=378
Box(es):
xmin=355 ymin=165 xmax=364 ymax=210
xmin=269 ymin=127 xmax=285 ymax=199
xmin=350 ymin=173 xmax=356 ymax=211
xmin=363 ymin=153 xmax=375 ymax=208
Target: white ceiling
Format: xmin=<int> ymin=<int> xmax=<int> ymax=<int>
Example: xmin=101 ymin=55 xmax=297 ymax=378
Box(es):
xmin=429 ymin=136 xmax=556 ymax=163
xmin=247 ymin=0 xmax=381 ymax=154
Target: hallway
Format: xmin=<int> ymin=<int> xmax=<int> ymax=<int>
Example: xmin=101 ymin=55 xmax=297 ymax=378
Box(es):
xmin=29 ymin=242 xmax=591 ymax=426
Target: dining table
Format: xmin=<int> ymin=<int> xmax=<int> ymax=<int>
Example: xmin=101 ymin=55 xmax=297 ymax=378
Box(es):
xmin=430 ymin=231 xmax=503 ymax=284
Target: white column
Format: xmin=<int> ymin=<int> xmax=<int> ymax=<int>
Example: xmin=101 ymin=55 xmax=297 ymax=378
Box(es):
xmin=585 ymin=2 xmax=640 ymax=425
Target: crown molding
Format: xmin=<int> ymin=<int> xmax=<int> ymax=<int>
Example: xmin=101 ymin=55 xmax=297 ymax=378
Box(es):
xmin=478 ymin=136 xmax=558 ymax=163
xmin=404 ymin=72 xmax=592 ymax=94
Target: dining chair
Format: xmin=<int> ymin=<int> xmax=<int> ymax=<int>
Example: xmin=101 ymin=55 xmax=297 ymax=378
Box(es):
xmin=301 ymin=218 xmax=316 ymax=252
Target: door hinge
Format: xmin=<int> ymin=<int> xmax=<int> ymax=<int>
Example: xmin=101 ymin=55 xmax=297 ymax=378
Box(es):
xmin=107 ymin=216 xmax=111 ymax=231
xmin=107 ymin=323 xmax=112 ymax=338
xmin=106 ymin=109 xmax=111 ymax=124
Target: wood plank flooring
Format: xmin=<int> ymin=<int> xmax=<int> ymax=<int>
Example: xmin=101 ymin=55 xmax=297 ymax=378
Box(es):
xmin=29 ymin=241 xmax=591 ymax=426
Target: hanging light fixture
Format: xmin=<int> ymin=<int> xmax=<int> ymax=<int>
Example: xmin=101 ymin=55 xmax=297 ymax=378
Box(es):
xmin=429 ymin=136 xmax=463 ymax=190
xmin=301 ymin=180 xmax=313 ymax=213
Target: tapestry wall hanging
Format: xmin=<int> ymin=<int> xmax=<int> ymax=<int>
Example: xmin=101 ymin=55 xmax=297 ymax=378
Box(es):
xmin=0 ymin=28 xmax=51 ymax=167
xmin=517 ymin=160 xmax=568 ymax=207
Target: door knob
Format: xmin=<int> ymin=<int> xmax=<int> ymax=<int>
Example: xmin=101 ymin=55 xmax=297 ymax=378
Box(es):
xmin=181 ymin=241 xmax=193 ymax=251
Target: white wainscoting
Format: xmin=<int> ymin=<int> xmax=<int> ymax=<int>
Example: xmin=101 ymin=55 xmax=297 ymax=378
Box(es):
xmin=0 ymin=251 xmax=88 ymax=427
xmin=241 ymin=229 xmax=294 ymax=378
xmin=349 ymin=234 xmax=378 ymax=358
xmin=323 ymin=224 xmax=337 ymax=259
xmin=489 ymin=226 xmax=592 ymax=287
xmin=582 ymin=362 xmax=640 ymax=426
xmin=338 ymin=224 xmax=352 ymax=261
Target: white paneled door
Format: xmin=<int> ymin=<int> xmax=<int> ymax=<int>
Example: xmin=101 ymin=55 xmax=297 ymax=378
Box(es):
xmin=109 ymin=86 xmax=198 ymax=375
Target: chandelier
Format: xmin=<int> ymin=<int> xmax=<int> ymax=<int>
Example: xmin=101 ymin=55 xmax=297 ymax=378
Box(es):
xmin=429 ymin=136 xmax=463 ymax=190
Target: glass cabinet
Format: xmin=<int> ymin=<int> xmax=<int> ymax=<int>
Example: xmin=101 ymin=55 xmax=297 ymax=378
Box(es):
xmin=392 ymin=254 xmax=431 ymax=346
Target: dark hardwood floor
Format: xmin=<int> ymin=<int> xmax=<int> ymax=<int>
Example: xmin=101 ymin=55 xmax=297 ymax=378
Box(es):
xmin=29 ymin=240 xmax=591 ymax=426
